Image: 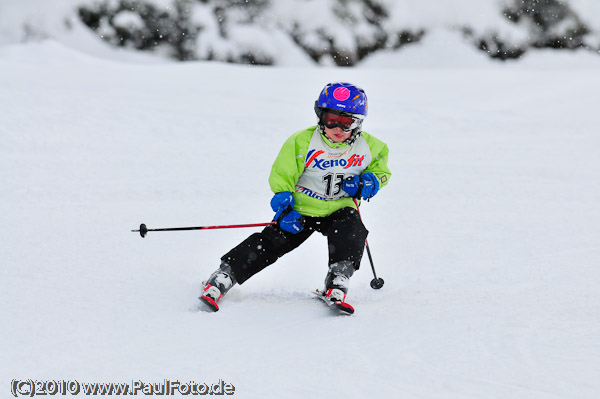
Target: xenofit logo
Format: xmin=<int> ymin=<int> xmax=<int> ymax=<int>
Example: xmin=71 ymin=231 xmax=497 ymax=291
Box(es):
xmin=305 ymin=150 xmax=364 ymax=170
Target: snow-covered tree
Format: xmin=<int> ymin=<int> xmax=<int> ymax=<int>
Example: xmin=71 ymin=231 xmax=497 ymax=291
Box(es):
xmin=73 ymin=0 xmax=600 ymax=64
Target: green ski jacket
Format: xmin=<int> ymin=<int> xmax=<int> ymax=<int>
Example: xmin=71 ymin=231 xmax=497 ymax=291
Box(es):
xmin=269 ymin=126 xmax=391 ymax=217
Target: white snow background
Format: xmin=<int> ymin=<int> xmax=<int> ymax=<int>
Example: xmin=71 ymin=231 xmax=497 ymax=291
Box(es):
xmin=2 ymin=3 xmax=600 ymax=399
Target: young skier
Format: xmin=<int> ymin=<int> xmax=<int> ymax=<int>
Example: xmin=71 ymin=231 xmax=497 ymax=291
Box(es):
xmin=200 ymin=82 xmax=391 ymax=313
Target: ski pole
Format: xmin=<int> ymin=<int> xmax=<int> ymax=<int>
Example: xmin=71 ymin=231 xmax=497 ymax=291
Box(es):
xmin=353 ymin=198 xmax=385 ymax=289
xmin=132 ymin=222 xmax=276 ymax=238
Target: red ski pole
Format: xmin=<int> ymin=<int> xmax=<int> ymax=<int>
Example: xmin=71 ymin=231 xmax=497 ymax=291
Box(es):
xmin=132 ymin=222 xmax=276 ymax=238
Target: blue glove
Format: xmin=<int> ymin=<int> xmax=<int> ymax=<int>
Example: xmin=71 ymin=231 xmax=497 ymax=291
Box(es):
xmin=360 ymin=173 xmax=380 ymax=199
xmin=279 ymin=210 xmax=304 ymax=234
xmin=342 ymin=176 xmax=361 ymax=197
xmin=343 ymin=173 xmax=380 ymax=200
xmin=270 ymin=192 xmax=304 ymax=234
xmin=271 ymin=192 xmax=294 ymax=221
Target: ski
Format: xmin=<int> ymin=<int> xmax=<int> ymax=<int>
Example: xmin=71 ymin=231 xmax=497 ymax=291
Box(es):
xmin=199 ymin=295 xmax=219 ymax=312
xmin=312 ymin=289 xmax=355 ymax=315
xmin=199 ymin=289 xmax=355 ymax=314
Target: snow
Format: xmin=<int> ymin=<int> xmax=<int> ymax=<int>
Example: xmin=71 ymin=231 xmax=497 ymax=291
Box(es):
xmin=2 ymin=0 xmax=600 ymax=66
xmin=112 ymin=11 xmax=145 ymax=30
xmin=1 ymin=3 xmax=600 ymax=397
xmin=359 ymin=28 xmax=499 ymax=69
xmin=1 ymin=38 xmax=599 ymax=398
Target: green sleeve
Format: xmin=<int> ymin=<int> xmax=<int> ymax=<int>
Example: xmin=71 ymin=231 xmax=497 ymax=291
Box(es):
xmin=362 ymin=131 xmax=392 ymax=188
xmin=268 ymin=127 xmax=314 ymax=193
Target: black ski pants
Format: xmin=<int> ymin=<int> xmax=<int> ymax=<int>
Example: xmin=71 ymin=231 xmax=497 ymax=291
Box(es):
xmin=221 ymin=207 xmax=368 ymax=284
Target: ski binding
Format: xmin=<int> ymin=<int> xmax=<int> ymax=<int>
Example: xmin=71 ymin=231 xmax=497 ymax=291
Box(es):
xmin=312 ymin=289 xmax=355 ymax=315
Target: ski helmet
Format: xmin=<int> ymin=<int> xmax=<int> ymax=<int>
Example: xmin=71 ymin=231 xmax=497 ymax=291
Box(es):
xmin=314 ymin=82 xmax=368 ymax=144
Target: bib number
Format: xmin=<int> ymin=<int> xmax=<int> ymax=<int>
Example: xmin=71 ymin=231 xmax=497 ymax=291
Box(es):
xmin=322 ymin=173 xmax=345 ymax=197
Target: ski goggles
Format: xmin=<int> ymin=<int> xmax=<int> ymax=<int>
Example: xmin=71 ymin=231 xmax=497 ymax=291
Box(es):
xmin=321 ymin=111 xmax=363 ymax=132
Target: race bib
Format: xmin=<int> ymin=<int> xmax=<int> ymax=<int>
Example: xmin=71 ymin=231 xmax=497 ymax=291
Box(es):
xmin=296 ymin=129 xmax=372 ymax=200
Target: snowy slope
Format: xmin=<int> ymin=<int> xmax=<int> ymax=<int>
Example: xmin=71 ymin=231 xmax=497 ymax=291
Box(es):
xmin=1 ymin=40 xmax=600 ymax=398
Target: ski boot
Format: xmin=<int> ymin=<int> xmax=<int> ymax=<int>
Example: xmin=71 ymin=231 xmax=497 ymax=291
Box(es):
xmin=314 ymin=261 xmax=355 ymax=314
xmin=200 ymin=262 xmax=236 ymax=312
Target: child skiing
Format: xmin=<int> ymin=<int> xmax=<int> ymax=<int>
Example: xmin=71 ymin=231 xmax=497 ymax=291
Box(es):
xmin=200 ymin=82 xmax=391 ymax=313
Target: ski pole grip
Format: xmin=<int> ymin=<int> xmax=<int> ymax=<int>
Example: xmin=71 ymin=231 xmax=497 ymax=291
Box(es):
xmin=345 ymin=176 xmax=363 ymax=199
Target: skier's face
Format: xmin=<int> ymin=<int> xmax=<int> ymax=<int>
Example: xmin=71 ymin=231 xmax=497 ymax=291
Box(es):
xmin=320 ymin=111 xmax=361 ymax=143
xmin=324 ymin=126 xmax=352 ymax=143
